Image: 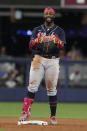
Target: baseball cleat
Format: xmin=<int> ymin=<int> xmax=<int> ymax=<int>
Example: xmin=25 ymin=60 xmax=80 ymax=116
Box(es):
xmin=19 ymin=111 xmax=31 ymax=121
xmin=50 ymin=116 xmax=58 ymax=125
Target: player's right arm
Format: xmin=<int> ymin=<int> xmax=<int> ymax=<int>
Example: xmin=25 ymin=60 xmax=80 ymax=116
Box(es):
xmin=29 ymin=28 xmax=43 ymax=50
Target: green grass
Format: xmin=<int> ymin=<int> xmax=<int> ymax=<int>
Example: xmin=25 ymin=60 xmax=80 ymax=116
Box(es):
xmin=0 ymin=102 xmax=87 ymax=119
xmin=0 ymin=129 xmax=6 ymax=131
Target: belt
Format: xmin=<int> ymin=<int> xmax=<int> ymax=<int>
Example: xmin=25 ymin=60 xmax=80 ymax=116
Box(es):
xmin=42 ymin=55 xmax=59 ymax=59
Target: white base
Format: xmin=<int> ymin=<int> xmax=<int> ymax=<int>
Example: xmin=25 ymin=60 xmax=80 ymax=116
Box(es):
xmin=18 ymin=120 xmax=48 ymax=126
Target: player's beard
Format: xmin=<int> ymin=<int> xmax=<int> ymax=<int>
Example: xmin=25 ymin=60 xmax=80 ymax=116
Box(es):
xmin=44 ymin=17 xmax=55 ymax=25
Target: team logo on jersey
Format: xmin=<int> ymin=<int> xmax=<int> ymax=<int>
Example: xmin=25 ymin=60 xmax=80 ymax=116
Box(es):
xmin=38 ymin=32 xmax=55 ymax=42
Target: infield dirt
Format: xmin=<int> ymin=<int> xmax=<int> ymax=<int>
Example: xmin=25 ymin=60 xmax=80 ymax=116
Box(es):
xmin=0 ymin=118 xmax=87 ymax=131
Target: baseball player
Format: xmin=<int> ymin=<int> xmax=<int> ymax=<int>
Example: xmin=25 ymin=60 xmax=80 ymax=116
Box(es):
xmin=19 ymin=7 xmax=66 ymax=125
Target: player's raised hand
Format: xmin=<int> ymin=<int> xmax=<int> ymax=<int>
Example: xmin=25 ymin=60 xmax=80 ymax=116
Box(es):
xmin=53 ymin=34 xmax=64 ymax=48
xmin=37 ymin=32 xmax=44 ymax=43
xmin=31 ymin=32 xmax=44 ymax=47
xmin=34 ymin=32 xmax=43 ymax=44
xmin=53 ymin=34 xmax=60 ymax=44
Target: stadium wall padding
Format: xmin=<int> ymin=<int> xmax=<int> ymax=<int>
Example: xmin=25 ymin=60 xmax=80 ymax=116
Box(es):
xmin=0 ymin=87 xmax=87 ymax=102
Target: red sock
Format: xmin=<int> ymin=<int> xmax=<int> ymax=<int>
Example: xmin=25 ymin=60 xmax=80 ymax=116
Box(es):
xmin=23 ymin=98 xmax=34 ymax=113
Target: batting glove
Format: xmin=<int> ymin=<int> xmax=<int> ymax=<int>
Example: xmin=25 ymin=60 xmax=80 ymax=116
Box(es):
xmin=32 ymin=32 xmax=43 ymax=46
xmin=35 ymin=32 xmax=44 ymax=44
xmin=53 ymin=34 xmax=64 ymax=48
xmin=53 ymin=34 xmax=60 ymax=44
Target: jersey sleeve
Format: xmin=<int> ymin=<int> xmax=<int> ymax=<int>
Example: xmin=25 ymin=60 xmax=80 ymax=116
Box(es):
xmin=59 ymin=29 xmax=66 ymax=44
xmin=31 ymin=28 xmax=38 ymax=42
xmin=29 ymin=27 xmax=38 ymax=50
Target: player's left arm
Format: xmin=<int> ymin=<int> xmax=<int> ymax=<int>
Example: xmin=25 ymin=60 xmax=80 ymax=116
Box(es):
xmin=59 ymin=29 xmax=66 ymax=46
xmin=54 ymin=29 xmax=66 ymax=48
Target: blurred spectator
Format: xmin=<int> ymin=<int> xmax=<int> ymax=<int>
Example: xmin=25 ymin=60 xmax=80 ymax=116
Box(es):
xmin=0 ymin=62 xmax=25 ymax=88
xmin=10 ymin=8 xmax=16 ymax=23
xmin=0 ymin=45 xmax=25 ymax=88
xmin=69 ymin=69 xmax=81 ymax=84
xmin=82 ymin=12 xmax=87 ymax=25
xmin=10 ymin=8 xmax=22 ymax=22
xmin=67 ymin=43 xmax=83 ymax=60
xmin=0 ymin=46 xmax=17 ymax=88
xmin=5 ymin=70 xmax=19 ymax=88
xmin=0 ymin=46 xmax=8 ymax=58
xmin=0 ymin=46 xmax=25 ymax=87
xmin=59 ymin=49 xmax=66 ymax=59
xmin=0 ymin=61 xmax=18 ymax=87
